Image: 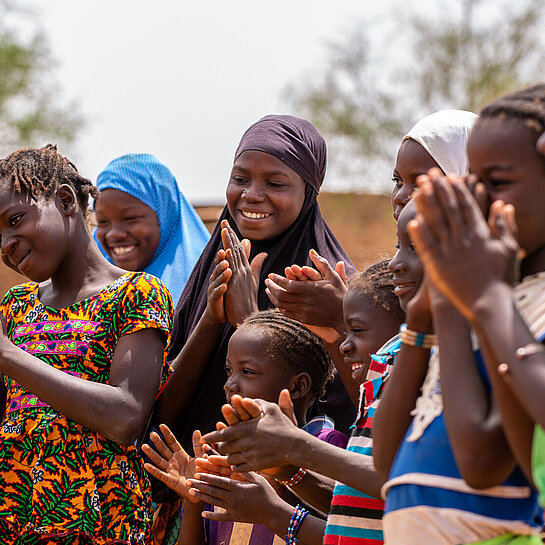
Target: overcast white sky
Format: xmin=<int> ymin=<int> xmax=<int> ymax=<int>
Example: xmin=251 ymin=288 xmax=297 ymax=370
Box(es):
xmin=27 ymin=0 xmax=436 ymax=203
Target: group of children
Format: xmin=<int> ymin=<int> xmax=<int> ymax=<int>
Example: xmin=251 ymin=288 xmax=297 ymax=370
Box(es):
xmin=0 ymin=84 xmax=544 ymax=545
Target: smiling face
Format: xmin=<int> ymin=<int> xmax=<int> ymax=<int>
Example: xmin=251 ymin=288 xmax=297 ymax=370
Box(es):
xmin=468 ymin=117 xmax=545 ymax=265
xmin=0 ymin=185 xmax=69 ymax=282
xmin=339 ymin=290 xmax=401 ymax=385
xmin=226 ymin=150 xmax=307 ymax=241
xmin=388 ymin=203 xmax=424 ymax=311
xmin=94 ymin=188 xmax=161 ymax=271
xmin=224 ymin=327 xmax=294 ymax=403
xmin=392 ymin=139 xmax=441 ymax=221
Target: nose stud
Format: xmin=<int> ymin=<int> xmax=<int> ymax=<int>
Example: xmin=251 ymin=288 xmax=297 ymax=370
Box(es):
xmin=242 ymin=189 xmax=247 ymax=194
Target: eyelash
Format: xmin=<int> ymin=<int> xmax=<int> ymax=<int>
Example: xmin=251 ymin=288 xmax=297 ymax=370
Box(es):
xmin=392 ymin=176 xmax=403 ymax=188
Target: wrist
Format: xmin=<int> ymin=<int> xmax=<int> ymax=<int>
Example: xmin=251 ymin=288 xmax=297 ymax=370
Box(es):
xmin=202 ymin=306 xmax=225 ymax=327
xmin=470 ymin=281 xmax=512 ymax=328
xmin=406 ymin=312 xmax=434 ymax=333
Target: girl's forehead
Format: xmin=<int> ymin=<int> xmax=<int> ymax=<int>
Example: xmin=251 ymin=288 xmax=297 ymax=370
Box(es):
xmin=468 ymin=117 xmax=541 ymax=169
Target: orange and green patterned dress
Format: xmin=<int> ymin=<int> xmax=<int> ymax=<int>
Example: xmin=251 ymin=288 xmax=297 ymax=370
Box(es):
xmin=0 ymin=272 xmax=172 ymax=545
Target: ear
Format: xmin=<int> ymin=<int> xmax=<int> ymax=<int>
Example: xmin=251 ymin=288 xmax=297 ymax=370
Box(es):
xmin=56 ymin=184 xmax=78 ymax=217
xmin=289 ymin=372 xmax=312 ymax=401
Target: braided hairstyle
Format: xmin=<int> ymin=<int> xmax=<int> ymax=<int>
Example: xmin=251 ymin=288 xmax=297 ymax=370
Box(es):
xmin=348 ymin=259 xmax=404 ymax=324
xmin=0 ymin=144 xmax=99 ymax=217
xmin=238 ymin=309 xmax=334 ymax=399
xmin=479 ymin=84 xmax=545 ymax=136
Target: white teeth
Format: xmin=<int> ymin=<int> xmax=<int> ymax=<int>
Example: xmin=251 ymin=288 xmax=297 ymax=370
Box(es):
xmin=352 ymin=363 xmax=364 ymax=371
xmin=241 ymin=210 xmax=271 ymax=219
xmin=111 ymin=246 xmax=135 ymax=256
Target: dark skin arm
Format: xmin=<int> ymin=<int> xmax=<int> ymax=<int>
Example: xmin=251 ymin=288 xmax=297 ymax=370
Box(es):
xmin=155 ymin=250 xmax=231 ymax=426
xmin=408 ymin=172 xmax=538 ymax=482
xmin=179 ymin=500 xmax=206 ymax=545
xmin=0 ymin=325 xmax=164 ymax=446
xmin=432 ymin=294 xmax=515 ymax=488
xmin=372 ymin=283 xmax=432 ymax=482
xmin=203 ymin=398 xmax=384 ymax=498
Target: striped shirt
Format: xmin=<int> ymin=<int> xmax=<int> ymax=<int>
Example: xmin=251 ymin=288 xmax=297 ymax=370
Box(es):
xmin=323 ymin=334 xmax=401 ymax=545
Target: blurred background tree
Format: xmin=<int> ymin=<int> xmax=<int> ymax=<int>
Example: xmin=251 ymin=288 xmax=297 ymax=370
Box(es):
xmin=286 ymin=0 xmax=545 ymax=192
xmin=0 ymin=1 xmax=82 ymax=155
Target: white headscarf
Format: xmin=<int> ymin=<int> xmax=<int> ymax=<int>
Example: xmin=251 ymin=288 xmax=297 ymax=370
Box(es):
xmin=402 ymin=110 xmax=478 ymax=176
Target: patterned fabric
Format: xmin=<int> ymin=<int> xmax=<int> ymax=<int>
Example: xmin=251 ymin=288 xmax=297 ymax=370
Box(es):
xmin=323 ymin=334 xmax=401 ymax=545
xmin=0 ymin=272 xmax=172 ymax=544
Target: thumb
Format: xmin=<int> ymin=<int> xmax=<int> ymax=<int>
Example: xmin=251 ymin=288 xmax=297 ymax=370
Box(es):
xmin=309 ymin=249 xmax=342 ymax=285
xmin=192 ymin=429 xmax=203 ymax=457
xmin=241 ymin=239 xmax=251 ymax=259
xmin=250 ymin=252 xmax=268 ymax=283
xmin=335 ymin=261 xmax=348 ymax=286
xmin=489 ymin=202 xmax=519 ymax=248
xmin=278 ymin=389 xmax=297 ymax=425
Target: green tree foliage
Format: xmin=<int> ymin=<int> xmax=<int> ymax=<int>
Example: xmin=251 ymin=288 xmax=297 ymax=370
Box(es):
xmin=286 ymin=0 xmax=545 ymax=192
xmin=0 ymin=2 xmax=82 ymax=154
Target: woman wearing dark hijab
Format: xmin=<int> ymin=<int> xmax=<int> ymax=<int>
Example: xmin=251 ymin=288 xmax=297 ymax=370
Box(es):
xmin=155 ymin=115 xmax=355 ymax=453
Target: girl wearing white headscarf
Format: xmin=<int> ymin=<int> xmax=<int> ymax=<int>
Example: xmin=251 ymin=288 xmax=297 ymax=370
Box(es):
xmin=391 ymin=109 xmax=478 ymax=220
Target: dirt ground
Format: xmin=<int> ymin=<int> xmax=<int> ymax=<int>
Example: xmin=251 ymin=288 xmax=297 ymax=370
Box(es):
xmin=0 ymin=192 xmax=396 ymax=297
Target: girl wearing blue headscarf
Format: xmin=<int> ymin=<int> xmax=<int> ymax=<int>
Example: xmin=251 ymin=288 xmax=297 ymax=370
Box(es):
xmin=94 ymin=154 xmax=210 ymax=304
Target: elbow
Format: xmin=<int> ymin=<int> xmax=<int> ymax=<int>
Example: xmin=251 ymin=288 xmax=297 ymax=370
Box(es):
xmin=373 ymin=447 xmax=392 ymax=483
xmin=455 ymin=451 xmax=512 ymax=490
xmin=106 ymin=405 xmax=149 ymax=447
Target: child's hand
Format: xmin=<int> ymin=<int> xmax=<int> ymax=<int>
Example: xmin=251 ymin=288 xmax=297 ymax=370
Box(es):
xmin=409 ymin=170 xmax=522 ymax=321
xmin=220 ymin=220 xmax=267 ymax=326
xmin=202 ymin=397 xmax=303 ymax=474
xmin=266 ymin=249 xmax=347 ymax=340
xmin=187 ymin=471 xmax=283 ymax=526
xmin=142 ymin=424 xmax=202 ymax=503
xmin=206 ymin=249 xmax=232 ymax=324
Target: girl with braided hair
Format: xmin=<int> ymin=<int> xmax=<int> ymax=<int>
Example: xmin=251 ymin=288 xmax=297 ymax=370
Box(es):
xmin=0 ymin=145 xmax=173 ymax=543
xmin=144 ymin=308 xmax=347 ymax=545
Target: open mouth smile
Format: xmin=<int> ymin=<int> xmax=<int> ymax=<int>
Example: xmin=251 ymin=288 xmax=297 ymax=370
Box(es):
xmin=240 ymin=210 xmax=272 ymax=220
xmin=110 ymin=245 xmax=136 ymax=257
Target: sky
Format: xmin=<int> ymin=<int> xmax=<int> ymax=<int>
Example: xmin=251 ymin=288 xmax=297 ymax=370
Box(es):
xmin=25 ymin=0 xmax=434 ymax=204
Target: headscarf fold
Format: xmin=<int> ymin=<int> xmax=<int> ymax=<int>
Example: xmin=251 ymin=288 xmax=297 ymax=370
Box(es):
xmin=402 ymin=110 xmax=478 ymax=176
xmin=169 ymin=115 xmax=355 ymax=450
xmin=95 ymin=154 xmax=210 ymax=304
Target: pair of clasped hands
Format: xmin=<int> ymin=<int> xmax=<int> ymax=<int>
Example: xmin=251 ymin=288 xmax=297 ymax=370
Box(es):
xmin=206 ymin=219 xmax=349 ymax=341
xmin=142 ymin=391 xmax=300 ymax=523
xmin=401 ymin=132 xmax=545 ymax=326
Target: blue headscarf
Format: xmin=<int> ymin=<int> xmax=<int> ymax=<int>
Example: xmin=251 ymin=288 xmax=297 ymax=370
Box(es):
xmin=95 ymin=154 xmax=210 ymax=304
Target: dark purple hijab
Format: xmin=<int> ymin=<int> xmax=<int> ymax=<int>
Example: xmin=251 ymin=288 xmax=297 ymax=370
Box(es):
xmin=168 ymin=115 xmax=355 ymax=450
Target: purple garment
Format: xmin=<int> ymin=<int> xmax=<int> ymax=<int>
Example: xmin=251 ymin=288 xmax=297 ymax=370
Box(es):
xmin=235 ymin=114 xmax=326 ymax=192
xmin=167 ymin=116 xmax=356 ymax=454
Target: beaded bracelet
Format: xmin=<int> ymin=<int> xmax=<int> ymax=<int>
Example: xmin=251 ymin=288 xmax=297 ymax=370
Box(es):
xmin=275 ymin=467 xmax=307 ymax=488
xmin=400 ymin=323 xmax=438 ymax=349
xmin=285 ymin=503 xmax=309 ymax=544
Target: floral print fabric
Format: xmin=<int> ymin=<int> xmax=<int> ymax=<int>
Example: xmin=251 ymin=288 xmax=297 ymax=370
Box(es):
xmin=0 ymin=272 xmax=172 ymax=544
